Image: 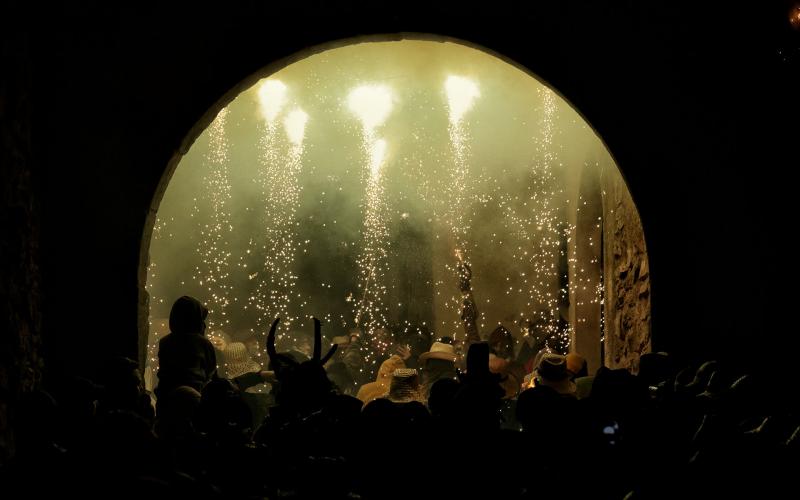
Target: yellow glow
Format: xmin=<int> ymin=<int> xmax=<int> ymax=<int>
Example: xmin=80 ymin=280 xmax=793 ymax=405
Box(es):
xmin=445 ymin=75 xmax=480 ymax=124
xmin=148 ymin=40 xmax=647 ymax=373
xmin=284 ymin=108 xmax=309 ymax=146
xmin=347 ymin=84 xmax=394 ymax=131
xmin=258 ymin=80 xmax=288 ymax=123
xmin=369 ymin=138 xmax=387 ymax=178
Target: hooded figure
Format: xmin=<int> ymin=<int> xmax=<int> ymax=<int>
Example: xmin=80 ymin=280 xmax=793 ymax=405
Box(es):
xmin=156 ymin=296 xmax=218 ymax=400
xmin=356 ymin=354 xmax=406 ymax=405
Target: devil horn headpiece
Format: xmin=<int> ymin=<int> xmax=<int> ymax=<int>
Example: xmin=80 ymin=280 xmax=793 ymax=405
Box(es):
xmin=266 ymin=317 xmax=337 ymax=366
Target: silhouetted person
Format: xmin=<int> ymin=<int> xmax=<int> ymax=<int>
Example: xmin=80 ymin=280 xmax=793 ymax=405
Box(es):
xmin=395 ymin=324 xmax=432 ymax=370
xmin=156 ymin=296 xmax=217 ymax=414
xmin=453 ymin=342 xmax=505 ymax=433
xmin=533 ymin=353 xmax=577 ymax=397
xmin=484 ymin=325 xmax=523 ymax=399
xmin=638 ymin=351 xmax=673 ymax=391
xmin=223 ymin=341 xmax=270 ymax=429
xmin=488 ymin=325 xmax=515 ymax=360
xmin=418 ymin=341 xmax=459 ymax=398
xmin=98 ymin=356 xmax=154 ymax=423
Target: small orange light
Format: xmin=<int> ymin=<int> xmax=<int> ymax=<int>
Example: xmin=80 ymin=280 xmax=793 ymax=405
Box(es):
xmin=791 ymin=5 xmax=800 ymax=30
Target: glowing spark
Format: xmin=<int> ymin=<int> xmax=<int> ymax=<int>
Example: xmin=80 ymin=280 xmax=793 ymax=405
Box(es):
xmin=146 ymin=47 xmax=628 ymax=381
xmin=348 ymin=85 xmax=394 ymax=339
xmin=193 ymin=108 xmax=234 ymax=330
xmin=249 ymin=100 xmax=306 ymax=337
xmin=434 ymin=76 xmax=482 ymax=341
xmin=258 ymin=79 xmax=288 ymax=123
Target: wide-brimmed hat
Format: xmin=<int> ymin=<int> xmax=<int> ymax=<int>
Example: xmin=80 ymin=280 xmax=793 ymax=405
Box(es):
xmin=224 ymin=342 xmax=261 ymax=379
xmin=419 ymin=341 xmax=458 ymax=363
xmin=536 ymin=353 xmax=576 ymax=395
xmin=537 ymin=353 xmax=570 ymax=381
xmin=388 ymin=368 xmax=421 ymax=403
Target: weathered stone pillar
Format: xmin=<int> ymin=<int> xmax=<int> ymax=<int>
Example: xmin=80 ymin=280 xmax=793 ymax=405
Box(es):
xmin=0 ymin=17 xmax=44 ymax=463
xmin=602 ymin=167 xmax=651 ymax=372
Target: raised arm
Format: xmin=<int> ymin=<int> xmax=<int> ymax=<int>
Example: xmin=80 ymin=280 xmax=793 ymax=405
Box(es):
xmin=458 ymin=260 xmax=481 ymax=348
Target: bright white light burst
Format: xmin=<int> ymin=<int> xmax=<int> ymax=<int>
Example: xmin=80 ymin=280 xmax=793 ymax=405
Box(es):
xmin=347 ymin=85 xmax=394 ymax=132
xmin=369 ymin=138 xmax=387 ymax=178
xmin=284 ymin=108 xmax=309 ymax=146
xmin=445 ymin=75 xmax=480 ymax=124
xmin=258 ymin=79 xmax=288 ymax=123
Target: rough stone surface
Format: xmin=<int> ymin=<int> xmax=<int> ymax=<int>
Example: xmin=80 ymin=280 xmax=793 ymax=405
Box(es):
xmin=0 ymin=22 xmax=43 ymax=463
xmin=603 ymin=172 xmax=651 ymax=373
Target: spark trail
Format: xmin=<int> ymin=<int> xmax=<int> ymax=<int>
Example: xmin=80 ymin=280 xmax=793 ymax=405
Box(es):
xmin=193 ymin=108 xmax=234 ymax=330
xmin=348 ymin=85 xmax=394 ymax=339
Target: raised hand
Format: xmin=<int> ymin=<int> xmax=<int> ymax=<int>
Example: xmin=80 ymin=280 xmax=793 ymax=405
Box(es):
xmin=395 ymin=344 xmax=412 ymax=361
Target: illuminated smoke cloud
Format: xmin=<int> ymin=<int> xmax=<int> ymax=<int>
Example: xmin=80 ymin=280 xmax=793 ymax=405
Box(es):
xmin=258 ymin=79 xmax=288 ymax=123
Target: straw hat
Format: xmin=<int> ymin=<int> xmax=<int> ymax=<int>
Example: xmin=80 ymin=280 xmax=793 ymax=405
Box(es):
xmin=224 ymin=342 xmax=261 ymax=379
xmin=388 ymin=368 xmax=422 ymax=403
xmin=419 ymin=341 xmax=458 ymax=363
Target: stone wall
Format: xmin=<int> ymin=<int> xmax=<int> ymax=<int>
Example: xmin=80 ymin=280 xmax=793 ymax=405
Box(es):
xmin=0 ymin=17 xmax=44 ymax=463
xmin=603 ymin=170 xmax=651 ymax=373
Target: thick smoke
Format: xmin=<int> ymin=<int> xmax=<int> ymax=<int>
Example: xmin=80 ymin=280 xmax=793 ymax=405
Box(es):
xmin=145 ymin=40 xmax=621 ymax=368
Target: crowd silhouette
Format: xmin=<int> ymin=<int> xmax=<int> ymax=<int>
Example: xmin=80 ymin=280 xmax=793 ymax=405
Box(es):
xmin=2 ymin=294 xmax=797 ymax=499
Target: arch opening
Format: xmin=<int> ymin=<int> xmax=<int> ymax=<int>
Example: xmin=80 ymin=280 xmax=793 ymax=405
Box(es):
xmin=140 ymin=37 xmax=650 ymax=390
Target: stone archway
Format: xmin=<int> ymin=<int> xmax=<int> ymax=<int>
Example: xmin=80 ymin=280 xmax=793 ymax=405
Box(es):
xmin=138 ymin=35 xmax=651 ymax=383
